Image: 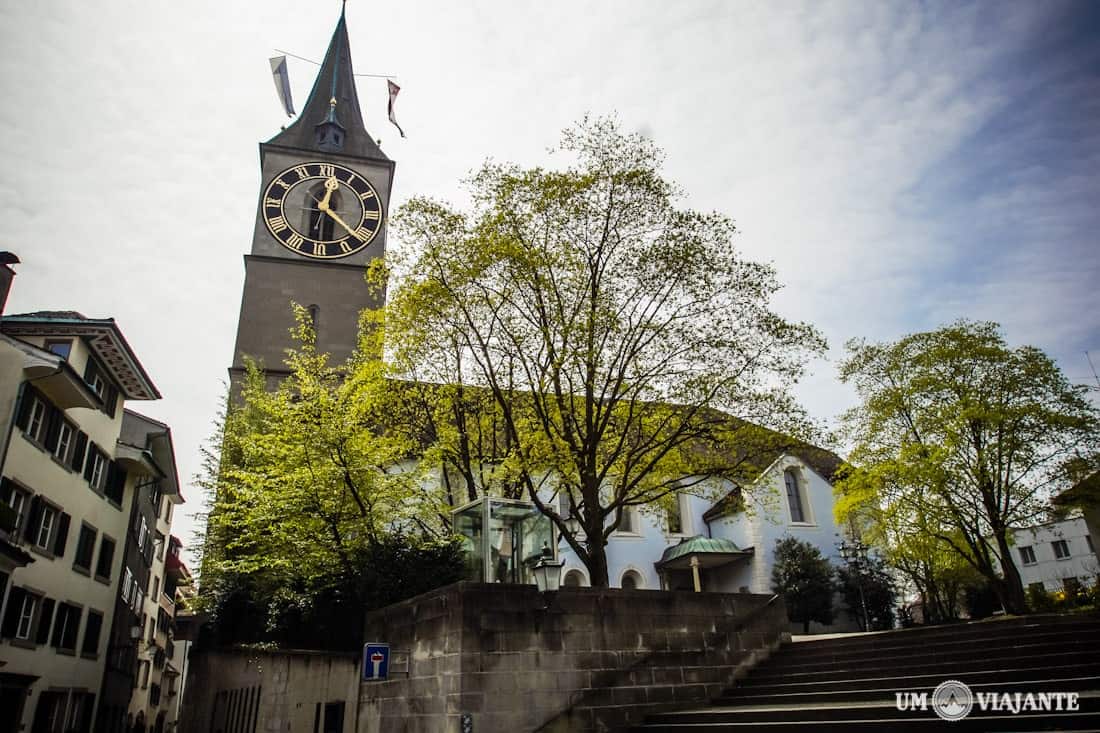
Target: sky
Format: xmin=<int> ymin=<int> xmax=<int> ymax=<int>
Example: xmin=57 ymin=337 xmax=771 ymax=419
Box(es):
xmin=1 ymin=1 xmax=1098 ymax=565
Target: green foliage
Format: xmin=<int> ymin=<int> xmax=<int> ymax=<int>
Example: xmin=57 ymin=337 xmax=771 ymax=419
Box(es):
xmin=388 ymin=116 xmax=826 ymax=586
xmin=835 ymin=555 xmax=897 ymax=631
xmin=771 ymin=536 xmax=836 ymax=633
xmin=198 ymin=309 xmax=460 ymax=650
xmin=836 ymin=321 xmax=1100 ymax=615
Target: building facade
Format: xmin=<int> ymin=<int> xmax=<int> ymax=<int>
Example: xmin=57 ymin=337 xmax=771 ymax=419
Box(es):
xmin=555 ymin=451 xmax=855 ymax=631
xmin=1012 ymin=516 xmax=1097 ymax=596
xmin=97 ymin=411 xmax=184 ymax=733
xmin=0 ymin=311 xmax=162 ymax=732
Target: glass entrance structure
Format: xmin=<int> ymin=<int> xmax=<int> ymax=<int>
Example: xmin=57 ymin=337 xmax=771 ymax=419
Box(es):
xmin=452 ymin=497 xmax=555 ymax=584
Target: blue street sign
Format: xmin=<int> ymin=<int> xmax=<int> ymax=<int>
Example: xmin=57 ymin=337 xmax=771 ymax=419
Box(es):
xmin=362 ymin=643 xmax=390 ymax=681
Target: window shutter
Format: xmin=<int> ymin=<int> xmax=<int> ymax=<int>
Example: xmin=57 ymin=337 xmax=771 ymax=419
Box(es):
xmin=37 ymin=597 xmax=56 ymax=645
xmin=42 ymin=405 xmax=62 ymax=452
xmin=106 ymin=463 xmax=127 ymax=505
xmin=13 ymin=387 xmax=34 ymax=431
xmin=84 ymin=444 xmax=98 ymax=482
xmin=70 ymin=431 xmax=88 ymax=472
xmin=0 ymin=586 xmax=25 ymax=637
xmin=23 ymin=496 xmax=42 ymax=542
xmin=53 ymin=512 xmax=71 ymax=557
xmin=104 ymin=385 xmax=119 ymax=418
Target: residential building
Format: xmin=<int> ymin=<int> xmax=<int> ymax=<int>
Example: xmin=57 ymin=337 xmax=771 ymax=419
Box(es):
xmin=1011 ymin=516 xmax=1097 ymax=597
xmin=98 ymin=411 xmax=184 ymax=733
xmin=0 ymin=310 xmax=161 ymax=732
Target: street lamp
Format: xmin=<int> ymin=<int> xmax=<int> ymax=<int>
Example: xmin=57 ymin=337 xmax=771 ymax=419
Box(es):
xmin=838 ymin=537 xmax=871 ymax=632
xmin=532 ymin=543 xmax=564 ymax=593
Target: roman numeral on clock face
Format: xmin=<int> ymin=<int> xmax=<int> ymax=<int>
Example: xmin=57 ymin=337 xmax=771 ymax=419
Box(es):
xmin=267 ymin=216 xmax=288 ymax=233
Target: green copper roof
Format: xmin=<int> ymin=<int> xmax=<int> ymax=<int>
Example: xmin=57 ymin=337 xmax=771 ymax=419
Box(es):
xmin=660 ymin=535 xmax=746 ymax=564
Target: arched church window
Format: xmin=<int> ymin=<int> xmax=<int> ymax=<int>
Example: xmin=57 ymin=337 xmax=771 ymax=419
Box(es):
xmin=784 ymin=468 xmax=808 ymax=523
xmin=304 ymin=182 xmax=340 ymax=241
xmin=563 ymin=569 xmax=587 ymax=587
xmin=620 ymin=569 xmax=644 ymax=590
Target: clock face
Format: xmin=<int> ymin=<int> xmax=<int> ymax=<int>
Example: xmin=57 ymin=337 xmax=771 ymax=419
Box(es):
xmin=262 ymin=161 xmax=383 ymax=259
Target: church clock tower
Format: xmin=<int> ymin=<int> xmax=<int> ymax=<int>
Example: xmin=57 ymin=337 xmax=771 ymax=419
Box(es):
xmin=230 ymin=7 xmax=393 ymax=385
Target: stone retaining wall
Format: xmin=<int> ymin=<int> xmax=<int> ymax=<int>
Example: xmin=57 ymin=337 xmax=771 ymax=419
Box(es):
xmin=358 ymin=582 xmax=786 ymax=733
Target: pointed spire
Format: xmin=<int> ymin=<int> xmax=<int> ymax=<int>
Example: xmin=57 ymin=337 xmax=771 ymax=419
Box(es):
xmin=267 ymin=8 xmax=388 ymax=161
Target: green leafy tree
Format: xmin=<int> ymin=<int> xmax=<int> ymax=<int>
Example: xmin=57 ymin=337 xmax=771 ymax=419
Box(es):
xmin=387 ymin=117 xmax=826 ymax=586
xmin=837 ymin=321 xmax=1099 ymax=615
xmin=771 ymin=536 xmax=836 ymax=633
xmin=835 ymin=555 xmax=896 ymax=631
xmin=198 ymin=309 xmax=461 ymax=649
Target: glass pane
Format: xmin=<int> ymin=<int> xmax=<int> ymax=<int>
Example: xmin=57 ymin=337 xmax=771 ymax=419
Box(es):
xmin=453 ymin=503 xmax=485 ymax=582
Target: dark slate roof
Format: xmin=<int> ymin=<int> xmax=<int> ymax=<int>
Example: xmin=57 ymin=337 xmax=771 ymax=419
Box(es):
xmin=7 ymin=310 xmax=90 ymax=321
xmin=266 ymin=8 xmax=388 ymax=162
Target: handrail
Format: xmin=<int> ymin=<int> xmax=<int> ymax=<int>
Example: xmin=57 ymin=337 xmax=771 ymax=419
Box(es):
xmin=732 ymin=593 xmax=781 ymax=633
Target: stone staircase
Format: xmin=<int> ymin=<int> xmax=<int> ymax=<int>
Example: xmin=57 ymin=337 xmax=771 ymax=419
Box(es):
xmin=632 ymin=614 xmax=1100 ymax=731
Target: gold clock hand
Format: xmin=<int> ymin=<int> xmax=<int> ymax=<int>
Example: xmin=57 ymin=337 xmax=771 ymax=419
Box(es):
xmin=317 ymin=176 xmax=337 ymax=211
xmin=323 ymin=206 xmax=364 ymax=241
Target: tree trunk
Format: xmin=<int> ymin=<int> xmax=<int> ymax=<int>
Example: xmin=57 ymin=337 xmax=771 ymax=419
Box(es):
xmin=993 ymin=531 xmax=1028 ymax=614
xmin=586 ymin=539 xmax=610 ymax=588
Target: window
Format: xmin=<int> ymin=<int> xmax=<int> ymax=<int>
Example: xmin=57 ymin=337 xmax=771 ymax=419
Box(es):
xmin=1 ymin=479 xmax=30 ymax=533
xmin=73 ymin=524 xmax=97 ymax=572
xmin=150 ymin=575 xmax=160 ymax=598
xmin=616 ymin=506 xmax=641 ymax=534
xmin=304 ymin=182 xmax=340 ymax=240
xmin=784 ymin=468 xmax=807 ymax=523
xmin=666 ymin=492 xmax=690 ymax=535
xmin=35 ymin=504 xmax=57 ymax=549
xmin=1019 ymin=545 xmax=1037 ymax=565
xmin=15 ymin=592 xmax=37 ymax=639
xmin=95 ymin=536 xmax=116 ymax=580
xmin=45 ymin=339 xmax=72 ymax=359
xmin=137 ymin=516 xmax=148 ymax=553
xmin=563 ymin=569 xmax=587 ymax=587
xmin=620 ymin=569 xmax=644 ymax=590
xmin=82 ymin=610 xmax=103 ymax=657
xmin=138 ymin=660 xmax=151 ymax=689
xmin=1028 ymin=582 xmax=1045 ymax=595
xmin=308 ymin=304 xmax=320 ymax=329
xmin=51 ymin=603 xmax=82 ymax=652
xmin=26 ymin=394 xmax=49 ymax=443
xmin=121 ymin=567 xmax=134 ymax=604
xmin=1052 ymin=539 xmax=1071 ymax=559
xmin=53 ymin=420 xmax=75 ymax=463
xmin=86 ymin=448 xmax=107 ymax=491
xmin=163 ymin=501 xmax=173 ymax=524
xmin=83 ymin=358 xmax=106 ymax=400
xmin=147 ymin=614 xmax=155 ymax=644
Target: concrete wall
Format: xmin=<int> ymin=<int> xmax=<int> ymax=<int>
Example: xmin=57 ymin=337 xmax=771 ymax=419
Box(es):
xmin=358 ymin=582 xmax=787 ymax=733
xmin=178 ymin=648 xmax=361 ymax=733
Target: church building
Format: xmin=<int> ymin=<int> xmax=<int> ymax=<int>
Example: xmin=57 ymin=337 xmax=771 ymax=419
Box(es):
xmin=230 ymin=5 xmax=393 ymax=387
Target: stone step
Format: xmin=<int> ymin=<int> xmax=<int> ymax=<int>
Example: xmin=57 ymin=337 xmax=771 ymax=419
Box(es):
xmin=714 ymin=674 xmax=1100 ymax=707
xmin=644 ymin=693 xmax=1100 ymax=725
xmin=774 ymin=622 xmax=1100 ymax=660
xmin=632 ymin=711 xmax=1100 ymax=731
xmin=742 ymin=647 xmax=1097 ymax=685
